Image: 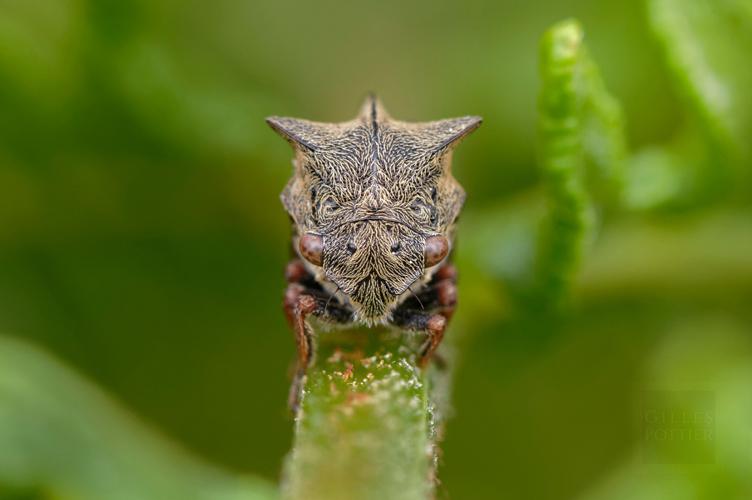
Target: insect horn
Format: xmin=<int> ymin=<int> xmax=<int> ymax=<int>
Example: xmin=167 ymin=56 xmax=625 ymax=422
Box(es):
xmin=357 ymin=92 xmax=391 ymax=123
xmin=426 ymin=115 xmax=483 ymax=156
xmin=265 ymin=116 xmax=321 ymax=152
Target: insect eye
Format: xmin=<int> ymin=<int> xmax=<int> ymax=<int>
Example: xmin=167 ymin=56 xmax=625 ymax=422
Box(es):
xmin=410 ymin=199 xmax=432 ymax=220
xmin=390 ymin=241 xmax=401 ymax=253
xmin=299 ymin=233 xmax=324 ymax=266
xmin=424 ymin=235 xmax=449 ymax=267
xmin=321 ymin=197 xmax=340 ymax=214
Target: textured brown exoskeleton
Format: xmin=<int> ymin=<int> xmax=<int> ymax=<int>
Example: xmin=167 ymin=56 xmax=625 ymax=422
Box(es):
xmin=267 ymin=96 xmax=481 ymax=407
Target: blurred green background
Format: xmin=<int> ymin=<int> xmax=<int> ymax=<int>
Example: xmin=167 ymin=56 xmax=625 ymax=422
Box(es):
xmin=1 ymin=0 xmax=751 ymax=499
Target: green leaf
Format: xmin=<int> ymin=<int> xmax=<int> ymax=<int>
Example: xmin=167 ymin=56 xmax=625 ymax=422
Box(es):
xmin=628 ymin=0 xmax=752 ymax=210
xmin=624 ymin=123 xmax=722 ymax=210
xmin=0 ymin=335 xmax=278 ymax=500
xmin=649 ymin=0 xmax=752 ymax=165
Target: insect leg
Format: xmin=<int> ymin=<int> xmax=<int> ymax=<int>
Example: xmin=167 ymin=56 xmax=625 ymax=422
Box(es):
xmin=285 ymin=259 xmax=311 ymax=284
xmin=390 ymin=263 xmax=458 ymax=367
xmin=431 ymin=264 xmax=458 ymax=319
xmin=283 ymin=283 xmax=316 ymax=410
xmin=283 ymin=266 xmax=355 ymax=411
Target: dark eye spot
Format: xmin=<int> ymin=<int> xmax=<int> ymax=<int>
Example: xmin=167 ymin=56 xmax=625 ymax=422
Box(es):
xmin=322 ymin=197 xmax=340 ymax=214
xmin=347 ymin=240 xmax=357 ymax=255
xmin=390 ymin=241 xmax=401 ymax=253
xmin=310 ymin=187 xmax=317 ymax=204
xmin=431 ymin=187 xmax=438 ymax=202
xmin=411 ymin=199 xmax=433 ymax=220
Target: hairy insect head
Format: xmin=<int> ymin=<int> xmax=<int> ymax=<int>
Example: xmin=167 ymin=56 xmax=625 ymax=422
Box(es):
xmin=268 ymin=95 xmax=480 ymax=322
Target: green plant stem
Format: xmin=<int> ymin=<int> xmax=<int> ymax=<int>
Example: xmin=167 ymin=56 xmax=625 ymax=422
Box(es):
xmin=282 ymin=327 xmax=444 ymax=500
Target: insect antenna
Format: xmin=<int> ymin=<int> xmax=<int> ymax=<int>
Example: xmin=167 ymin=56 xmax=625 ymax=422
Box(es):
xmin=324 ymin=283 xmax=342 ymax=313
xmin=408 ymin=284 xmax=425 ymax=311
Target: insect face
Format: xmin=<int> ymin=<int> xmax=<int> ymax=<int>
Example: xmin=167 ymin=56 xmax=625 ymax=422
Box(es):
xmin=269 ymin=96 xmax=480 ymax=322
xmin=321 ymin=219 xmax=425 ymax=320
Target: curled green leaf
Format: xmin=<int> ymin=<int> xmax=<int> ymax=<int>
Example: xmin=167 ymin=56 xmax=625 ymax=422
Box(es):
xmin=534 ymin=19 xmax=627 ymax=309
